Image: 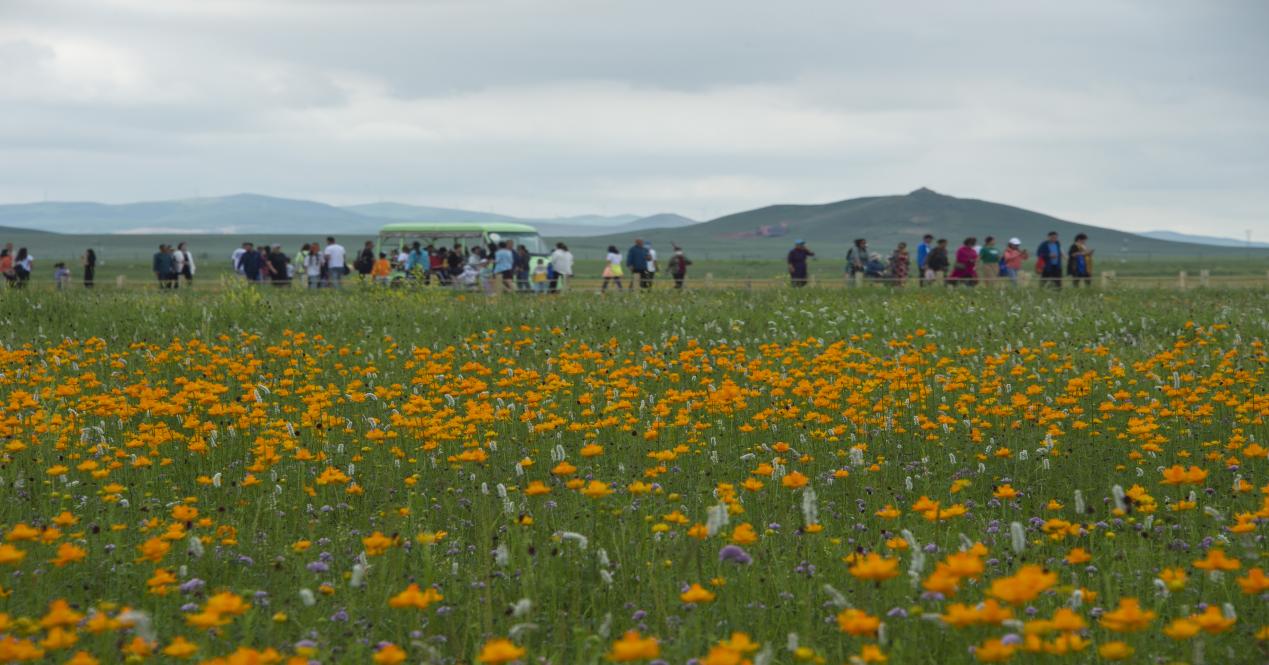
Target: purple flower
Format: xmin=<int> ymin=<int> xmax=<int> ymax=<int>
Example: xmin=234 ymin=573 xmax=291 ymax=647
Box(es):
xmin=179 ymin=578 xmax=206 ymax=594
xmin=307 ymin=561 xmax=330 ymax=574
xmin=330 ymin=609 xmax=349 ymax=622
xmin=718 ymin=545 xmax=752 ymax=565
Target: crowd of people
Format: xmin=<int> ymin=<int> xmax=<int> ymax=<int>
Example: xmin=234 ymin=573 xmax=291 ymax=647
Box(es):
xmin=2 ymin=230 xmax=1097 ymax=292
xmin=1 ymin=242 xmax=97 ymax=289
xmin=788 ymin=231 xmax=1095 ymax=288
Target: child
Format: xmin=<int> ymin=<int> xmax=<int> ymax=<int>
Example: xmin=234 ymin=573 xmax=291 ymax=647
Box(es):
xmin=371 ymin=252 xmax=392 ymax=285
xmin=53 ymin=262 xmax=71 ymax=289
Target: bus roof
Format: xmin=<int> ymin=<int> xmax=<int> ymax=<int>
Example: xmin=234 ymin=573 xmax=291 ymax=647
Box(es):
xmin=378 ymin=222 xmax=539 ymax=234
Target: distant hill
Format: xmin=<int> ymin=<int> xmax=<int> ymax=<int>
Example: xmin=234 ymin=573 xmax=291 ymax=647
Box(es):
xmin=553 ymin=188 xmax=1264 ymax=260
xmin=340 ymin=202 xmax=522 ymax=224
xmin=0 ymin=194 xmax=379 ymax=235
xmin=1140 ymin=230 xmax=1269 ymax=248
xmin=535 ymin=213 xmax=698 ymax=237
xmin=0 ymin=225 xmax=56 ymax=235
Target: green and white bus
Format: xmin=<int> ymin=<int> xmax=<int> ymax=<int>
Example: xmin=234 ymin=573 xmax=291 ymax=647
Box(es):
xmin=377 ymin=222 xmax=550 ymax=280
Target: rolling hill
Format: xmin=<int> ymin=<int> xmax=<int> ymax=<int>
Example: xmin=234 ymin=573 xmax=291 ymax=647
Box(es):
xmin=1140 ymin=230 xmax=1269 ymax=248
xmin=552 ymin=188 xmax=1263 ymax=260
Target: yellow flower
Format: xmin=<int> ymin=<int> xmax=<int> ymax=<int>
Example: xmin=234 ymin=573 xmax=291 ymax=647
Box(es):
xmin=781 ymin=471 xmax=809 ymax=489
xmin=1158 ymin=567 xmax=1187 ymax=591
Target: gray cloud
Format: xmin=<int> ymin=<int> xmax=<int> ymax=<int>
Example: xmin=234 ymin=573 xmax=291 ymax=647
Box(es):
xmin=1 ymin=0 xmax=1267 ymax=235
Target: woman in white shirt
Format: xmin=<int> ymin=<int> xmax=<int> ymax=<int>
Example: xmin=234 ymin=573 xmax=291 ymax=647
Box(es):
xmin=601 ymin=245 xmax=623 ymax=292
xmin=548 ymin=242 xmax=574 ymax=293
xmin=303 ymin=242 xmax=323 ymax=288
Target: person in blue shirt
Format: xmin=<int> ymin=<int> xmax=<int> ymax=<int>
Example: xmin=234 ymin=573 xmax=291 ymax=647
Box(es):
xmin=916 ymin=234 xmax=934 ymax=286
xmin=494 ymin=241 xmax=515 ymax=291
xmin=627 ymin=239 xmax=651 ymax=289
xmin=1036 ymin=231 xmax=1063 ymax=288
xmin=1067 ymin=233 xmax=1093 ymax=287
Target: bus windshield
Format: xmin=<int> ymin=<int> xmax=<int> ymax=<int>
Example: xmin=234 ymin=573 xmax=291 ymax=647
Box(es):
xmin=490 ymin=232 xmax=548 ymax=255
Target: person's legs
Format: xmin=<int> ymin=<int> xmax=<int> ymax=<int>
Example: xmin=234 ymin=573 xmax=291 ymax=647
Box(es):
xmin=329 ymin=269 xmax=342 ymax=289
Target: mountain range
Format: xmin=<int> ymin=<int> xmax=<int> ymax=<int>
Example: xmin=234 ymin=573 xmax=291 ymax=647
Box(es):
xmin=1139 ymin=230 xmax=1269 ymax=248
xmin=552 ymin=188 xmax=1268 ymax=259
xmin=0 ymin=194 xmax=696 ymax=238
xmin=0 ymin=190 xmax=1263 ymax=261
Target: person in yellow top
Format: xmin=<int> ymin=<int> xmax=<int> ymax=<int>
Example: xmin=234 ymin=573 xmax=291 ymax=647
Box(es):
xmin=371 ymin=252 xmax=392 ymax=285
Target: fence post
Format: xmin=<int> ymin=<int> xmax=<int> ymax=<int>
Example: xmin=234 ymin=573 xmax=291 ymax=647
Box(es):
xmin=705 ymin=273 xmax=713 ymax=289
xmin=115 ymin=275 xmax=126 ymax=289
xmin=1199 ymin=270 xmax=1210 ymax=288
xmin=854 ymin=272 xmax=863 ymax=288
xmin=1178 ymin=271 xmax=1187 ymax=289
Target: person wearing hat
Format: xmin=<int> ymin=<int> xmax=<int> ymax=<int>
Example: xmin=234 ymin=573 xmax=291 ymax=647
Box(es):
xmin=1002 ymin=237 xmax=1028 ymax=286
xmin=787 ymin=240 xmax=814 ymax=288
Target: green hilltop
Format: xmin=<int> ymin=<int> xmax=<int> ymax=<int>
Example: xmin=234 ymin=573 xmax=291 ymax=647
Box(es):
xmin=552 ymin=188 xmax=1255 ymax=261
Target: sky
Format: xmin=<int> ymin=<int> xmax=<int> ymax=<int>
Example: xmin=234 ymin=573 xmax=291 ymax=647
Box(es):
xmin=2 ymin=0 xmax=1268 ymax=237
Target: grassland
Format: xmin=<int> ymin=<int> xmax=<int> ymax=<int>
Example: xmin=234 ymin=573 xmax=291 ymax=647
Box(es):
xmin=0 ymin=287 xmax=1265 ymax=664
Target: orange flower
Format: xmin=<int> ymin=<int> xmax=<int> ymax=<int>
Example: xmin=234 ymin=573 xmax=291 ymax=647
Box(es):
xmin=477 ymin=638 xmax=525 ymax=664
xmin=781 ymin=471 xmax=809 ymax=489
xmin=986 ymin=565 xmax=1057 ymax=605
xmin=1238 ymin=568 xmax=1269 ymax=594
xmin=1193 ymin=548 xmax=1241 ymax=572
xmin=388 ymin=583 xmax=444 ymax=610
xmin=680 ymin=583 xmax=716 ymax=604
xmin=848 ymin=552 xmax=900 ymax=582
xmin=836 ymin=608 xmax=880 ymax=636
xmin=1098 ymin=597 xmax=1155 ymax=633
xmin=606 ymin=630 xmax=660 ymax=661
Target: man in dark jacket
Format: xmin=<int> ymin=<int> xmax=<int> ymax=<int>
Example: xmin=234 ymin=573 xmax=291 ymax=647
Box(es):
xmin=627 ymin=239 xmax=651 ymax=289
xmin=153 ymin=244 xmax=177 ymax=289
xmin=787 ymin=240 xmax=814 ymax=287
xmin=1036 ymin=231 xmax=1063 ymax=288
xmin=240 ymin=244 xmax=263 ymax=282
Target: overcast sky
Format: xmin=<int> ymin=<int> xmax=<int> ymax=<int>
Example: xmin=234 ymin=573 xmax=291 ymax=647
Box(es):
xmin=2 ymin=0 xmax=1267 ymax=236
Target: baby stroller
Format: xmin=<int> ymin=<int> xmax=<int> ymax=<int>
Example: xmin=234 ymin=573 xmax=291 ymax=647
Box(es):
xmin=864 ymin=253 xmax=888 ymax=282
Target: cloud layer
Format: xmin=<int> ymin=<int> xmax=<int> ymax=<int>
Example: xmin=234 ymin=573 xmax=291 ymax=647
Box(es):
xmin=2 ymin=0 xmax=1267 ymax=235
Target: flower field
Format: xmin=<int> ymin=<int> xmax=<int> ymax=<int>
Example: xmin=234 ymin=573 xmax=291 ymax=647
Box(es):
xmin=0 ymin=288 xmax=1266 ymax=664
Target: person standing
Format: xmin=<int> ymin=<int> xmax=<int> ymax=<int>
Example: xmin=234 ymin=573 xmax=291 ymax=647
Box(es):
xmin=846 ymin=238 xmax=868 ymax=285
xmin=602 ymin=245 xmax=624 ymax=291
xmin=514 ymin=244 xmax=531 ymax=291
xmin=0 ymin=248 xmax=13 ymax=287
xmin=626 ymin=239 xmax=650 ymax=290
xmin=494 ymin=241 xmax=515 ymax=292
xmin=1001 ymin=238 xmax=1028 ymax=286
xmin=371 ymin=252 xmax=392 ymax=285
xmin=303 ymin=242 xmax=323 ymax=288
xmin=787 ymin=239 xmax=814 ymax=287
xmin=269 ymin=245 xmax=291 ymax=286
xmin=232 ymin=242 xmax=251 ymax=277
xmin=667 ymin=246 xmax=692 ymax=289
xmin=240 ymin=243 xmax=262 ymax=282
xmin=176 ymin=242 xmax=195 ymax=287
xmin=645 ymin=243 xmax=658 ymax=288
xmin=82 ymin=248 xmax=97 ymax=288
xmin=548 ymin=242 xmax=574 ymax=293
xmin=916 ymin=234 xmax=934 ymax=286
xmin=153 ymin=244 xmax=176 ymax=289
xmin=354 ymin=240 xmax=375 ymax=279
xmin=13 ymin=248 xmax=32 ymax=288
xmin=323 ymin=237 xmax=346 ymax=288
xmin=1068 ymin=233 xmax=1093 ymax=287
xmin=889 ymin=242 xmax=909 ymax=286
xmin=925 ymin=239 xmax=950 ymax=284
xmin=978 ymin=236 xmax=1001 ymax=285
xmin=950 ymin=237 xmax=979 ymax=286
xmin=1036 ymin=231 xmax=1063 ymax=288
